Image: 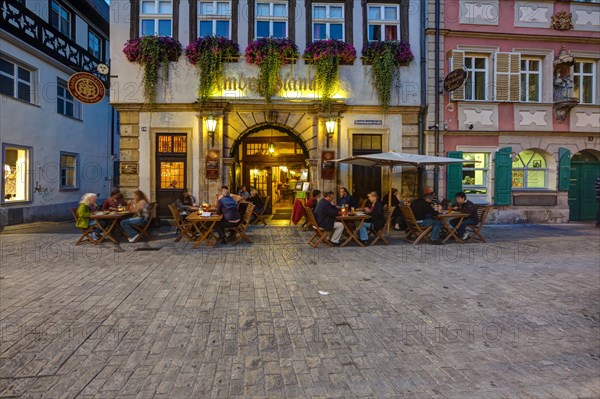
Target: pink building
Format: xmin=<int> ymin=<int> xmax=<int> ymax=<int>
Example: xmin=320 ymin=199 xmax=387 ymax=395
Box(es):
xmin=427 ymin=0 xmax=600 ymax=223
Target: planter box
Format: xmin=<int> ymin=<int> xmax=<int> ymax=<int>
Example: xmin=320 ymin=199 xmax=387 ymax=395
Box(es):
xmin=303 ymin=57 xmax=355 ymax=66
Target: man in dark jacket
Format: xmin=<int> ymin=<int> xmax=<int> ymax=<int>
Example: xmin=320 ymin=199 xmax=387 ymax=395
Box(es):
xmin=450 ymin=192 xmax=479 ymax=240
xmin=410 ymin=192 xmax=443 ymax=244
xmin=314 ymin=191 xmax=343 ymax=245
xmin=337 ymin=187 xmax=357 ymax=208
xmin=358 ymin=192 xmax=385 ymax=244
xmin=215 ymin=189 xmax=241 ymax=242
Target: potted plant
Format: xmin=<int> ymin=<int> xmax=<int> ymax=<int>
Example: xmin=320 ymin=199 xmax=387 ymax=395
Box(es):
xmin=304 ymin=40 xmax=356 ymax=109
xmin=245 ymin=38 xmax=298 ymax=103
xmin=123 ymin=36 xmax=182 ymax=104
xmin=361 ymin=40 xmax=414 ymax=112
xmin=185 ymin=36 xmax=240 ymax=104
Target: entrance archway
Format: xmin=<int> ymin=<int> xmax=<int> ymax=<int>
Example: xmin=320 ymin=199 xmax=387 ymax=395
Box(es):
xmin=230 ymin=123 xmax=310 ymax=214
xmin=568 ymin=149 xmax=600 ymax=221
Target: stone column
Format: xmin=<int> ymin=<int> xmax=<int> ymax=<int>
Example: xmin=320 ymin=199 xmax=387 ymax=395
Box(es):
xmin=306 ymin=158 xmax=319 ymax=191
xmin=119 ymin=112 xmax=140 ymax=200
xmin=222 ymin=157 xmax=234 ymax=191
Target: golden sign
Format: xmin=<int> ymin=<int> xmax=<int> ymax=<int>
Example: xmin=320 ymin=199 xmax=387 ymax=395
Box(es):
xmin=67 ymin=72 xmax=106 ymax=104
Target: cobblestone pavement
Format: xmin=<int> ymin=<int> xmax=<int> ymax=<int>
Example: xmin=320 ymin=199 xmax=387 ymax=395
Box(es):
xmin=0 ymin=223 xmax=599 ymax=398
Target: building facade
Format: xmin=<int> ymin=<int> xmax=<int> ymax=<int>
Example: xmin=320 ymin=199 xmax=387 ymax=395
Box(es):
xmin=0 ymin=0 xmax=116 ymax=226
xmin=110 ymin=0 xmax=424 ymax=217
xmin=427 ymin=0 xmax=600 ymax=223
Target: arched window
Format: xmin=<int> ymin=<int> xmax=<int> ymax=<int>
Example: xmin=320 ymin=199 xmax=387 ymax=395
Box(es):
xmin=512 ymin=149 xmax=549 ymax=189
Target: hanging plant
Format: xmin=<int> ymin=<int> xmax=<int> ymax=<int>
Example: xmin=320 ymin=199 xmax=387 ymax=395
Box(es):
xmin=304 ymin=40 xmax=356 ymax=109
xmin=123 ymin=36 xmax=182 ymax=104
xmin=185 ymin=36 xmax=240 ymax=104
xmin=361 ymin=41 xmax=414 ymax=112
xmin=245 ymin=38 xmax=298 ymax=102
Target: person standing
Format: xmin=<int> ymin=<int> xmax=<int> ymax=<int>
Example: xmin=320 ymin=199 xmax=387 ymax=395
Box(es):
xmin=450 ymin=192 xmax=479 ymax=240
xmin=120 ymin=190 xmax=150 ymax=243
xmin=410 ymin=192 xmax=443 ymax=244
xmin=214 ymin=189 xmax=241 ymax=243
xmin=358 ymin=192 xmax=385 ymax=245
xmin=314 ymin=191 xmax=344 ymax=246
xmin=595 ymin=176 xmax=600 ymax=227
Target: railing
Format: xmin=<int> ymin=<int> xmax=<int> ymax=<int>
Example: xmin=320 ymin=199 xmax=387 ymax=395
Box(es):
xmin=0 ymin=0 xmax=108 ymax=86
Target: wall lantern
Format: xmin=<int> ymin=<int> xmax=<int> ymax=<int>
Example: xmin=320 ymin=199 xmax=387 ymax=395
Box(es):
xmin=206 ymin=113 xmax=217 ymax=147
xmin=325 ymin=115 xmax=336 ymax=148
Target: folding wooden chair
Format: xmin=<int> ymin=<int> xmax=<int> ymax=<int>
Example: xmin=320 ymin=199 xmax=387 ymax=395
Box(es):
xmin=399 ymin=205 xmax=433 ymax=245
xmin=369 ymin=205 xmax=395 ymax=246
xmin=71 ymin=208 xmax=98 ymax=245
xmin=252 ymin=196 xmax=270 ymax=226
xmin=227 ymin=203 xmax=255 ymax=243
xmin=131 ymin=202 xmax=157 ymax=243
xmin=358 ymin=198 xmax=368 ymax=209
xmin=303 ymin=206 xmax=332 ymax=248
xmin=168 ymin=203 xmax=196 ymax=242
xmin=466 ymin=205 xmax=492 ymax=243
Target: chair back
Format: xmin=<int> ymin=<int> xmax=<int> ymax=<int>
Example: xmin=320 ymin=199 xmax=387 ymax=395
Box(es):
xmin=399 ymin=205 xmax=421 ymax=232
xmin=168 ymin=203 xmax=185 ymax=228
xmin=477 ymin=205 xmax=492 ymax=227
xmin=358 ymin=198 xmax=367 ymax=209
xmin=383 ymin=205 xmax=395 ymax=231
xmin=70 ymin=207 xmax=79 ymax=224
xmin=303 ymin=206 xmax=318 ymax=229
xmin=241 ymin=203 xmax=255 ymax=228
xmin=261 ymin=196 xmax=271 ymax=213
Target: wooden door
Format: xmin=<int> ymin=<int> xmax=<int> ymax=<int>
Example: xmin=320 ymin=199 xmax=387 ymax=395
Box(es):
xmin=569 ymin=162 xmax=600 ymax=221
xmin=352 ymin=134 xmax=382 ymax=202
xmin=156 ymin=134 xmax=187 ymax=217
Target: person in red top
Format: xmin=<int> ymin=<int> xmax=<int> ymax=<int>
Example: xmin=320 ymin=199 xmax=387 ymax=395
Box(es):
xmin=305 ymin=189 xmax=322 ymax=210
xmin=102 ymin=189 xmax=127 ymax=211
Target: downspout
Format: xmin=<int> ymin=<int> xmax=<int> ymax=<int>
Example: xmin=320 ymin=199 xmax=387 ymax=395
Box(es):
xmin=417 ymin=0 xmax=428 ymax=195
xmin=433 ymin=0 xmax=441 ymax=193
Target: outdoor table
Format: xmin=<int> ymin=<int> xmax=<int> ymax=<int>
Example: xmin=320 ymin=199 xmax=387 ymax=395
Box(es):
xmin=436 ymin=212 xmax=470 ymax=244
xmin=186 ymin=213 xmax=223 ymax=248
xmin=336 ymin=214 xmax=371 ymax=247
xmin=89 ymin=211 xmax=132 ymax=244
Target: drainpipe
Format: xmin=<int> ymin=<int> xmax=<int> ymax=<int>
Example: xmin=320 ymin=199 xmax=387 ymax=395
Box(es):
xmin=417 ymin=0 xmax=428 ymax=195
xmin=433 ymin=0 xmax=441 ymax=193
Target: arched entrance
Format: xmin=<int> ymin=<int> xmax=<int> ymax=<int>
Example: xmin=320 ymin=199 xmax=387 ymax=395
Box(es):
xmin=230 ymin=123 xmax=310 ymax=214
xmin=568 ymin=149 xmax=600 ymax=221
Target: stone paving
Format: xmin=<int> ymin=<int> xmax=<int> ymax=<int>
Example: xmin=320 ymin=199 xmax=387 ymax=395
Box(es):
xmin=0 ymin=222 xmax=599 ymax=398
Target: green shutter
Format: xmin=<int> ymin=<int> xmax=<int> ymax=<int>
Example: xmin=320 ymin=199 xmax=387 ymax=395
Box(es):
xmin=494 ymin=147 xmax=512 ymax=205
xmin=558 ymin=147 xmax=571 ymax=191
xmin=446 ymin=151 xmax=463 ymax=201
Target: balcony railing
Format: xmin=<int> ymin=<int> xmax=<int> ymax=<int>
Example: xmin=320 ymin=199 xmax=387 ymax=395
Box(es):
xmin=0 ymin=0 xmax=108 ymax=86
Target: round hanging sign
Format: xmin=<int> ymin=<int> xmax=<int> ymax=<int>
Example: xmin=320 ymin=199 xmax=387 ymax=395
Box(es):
xmin=444 ymin=69 xmax=467 ymax=92
xmin=67 ymin=72 xmax=105 ymax=104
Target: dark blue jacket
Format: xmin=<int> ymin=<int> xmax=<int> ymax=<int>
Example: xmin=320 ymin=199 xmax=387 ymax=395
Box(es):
xmin=217 ymin=195 xmax=241 ymax=222
xmin=337 ymin=194 xmax=357 ymax=208
xmin=314 ymin=199 xmax=339 ymax=230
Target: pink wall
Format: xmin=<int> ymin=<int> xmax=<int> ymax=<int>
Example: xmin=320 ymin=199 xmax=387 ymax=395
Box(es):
xmin=444 ymin=135 xmax=499 ymax=152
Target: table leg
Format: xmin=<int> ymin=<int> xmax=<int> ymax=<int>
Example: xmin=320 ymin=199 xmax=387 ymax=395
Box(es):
xmin=95 ymin=218 xmax=119 ymax=244
xmin=193 ymin=221 xmax=218 ymax=248
xmin=441 ymin=217 xmax=465 ymax=244
xmin=340 ymin=220 xmax=366 ymax=247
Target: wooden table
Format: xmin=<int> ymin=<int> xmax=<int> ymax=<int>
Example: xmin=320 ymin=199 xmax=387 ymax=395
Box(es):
xmin=89 ymin=211 xmax=132 ymax=244
xmin=336 ymin=214 xmax=370 ymax=247
xmin=186 ymin=213 xmax=223 ymax=248
xmin=436 ymin=212 xmax=470 ymax=244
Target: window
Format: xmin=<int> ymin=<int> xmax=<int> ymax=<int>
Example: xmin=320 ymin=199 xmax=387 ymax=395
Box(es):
xmin=57 ymin=79 xmax=81 ymax=119
xmin=573 ymin=61 xmax=596 ymax=104
xmin=367 ymin=4 xmax=399 ymax=41
xmin=198 ymin=1 xmax=231 ymax=38
xmin=464 ymin=56 xmax=488 ymax=101
xmin=60 ymin=152 xmax=79 ymax=189
xmin=520 ymin=58 xmax=541 ymax=102
xmin=88 ymin=30 xmax=103 ymax=60
xmin=462 ymin=153 xmax=489 ymax=195
xmin=256 ymin=2 xmax=288 ymax=38
xmin=0 ymin=57 xmax=34 ymax=103
xmin=512 ymin=149 xmax=548 ymax=189
xmin=312 ymin=4 xmax=344 ymax=40
xmin=140 ymin=0 xmax=173 ymax=36
xmin=50 ymin=1 xmax=72 ymax=38
xmin=3 ymin=145 xmax=30 ymax=203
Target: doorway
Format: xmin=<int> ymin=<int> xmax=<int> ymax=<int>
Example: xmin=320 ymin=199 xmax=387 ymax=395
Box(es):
xmin=352 ymin=134 xmax=382 ymax=202
xmin=155 ymin=133 xmax=187 ymax=217
xmin=568 ymin=150 xmax=600 ymax=221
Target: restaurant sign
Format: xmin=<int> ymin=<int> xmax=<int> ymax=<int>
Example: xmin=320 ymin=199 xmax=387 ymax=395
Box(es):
xmin=354 ymin=120 xmax=383 ymax=126
xmin=67 ymin=72 xmax=106 ymax=104
xmin=205 ymin=150 xmax=220 ymax=179
xmin=444 ymin=69 xmax=467 ymax=92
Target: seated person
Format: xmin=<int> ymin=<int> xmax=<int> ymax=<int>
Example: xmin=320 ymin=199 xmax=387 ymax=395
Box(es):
xmin=337 ymin=187 xmax=357 ymax=209
xmin=238 ymin=185 xmax=250 ymax=200
xmin=182 ymin=189 xmax=196 ymax=207
xmin=382 ymin=188 xmax=404 ymax=230
xmin=410 ymin=192 xmax=443 ymax=245
xmin=450 ymin=192 xmax=479 ymax=240
xmin=214 ymin=189 xmax=241 ymax=243
xmin=216 ymin=185 xmax=242 ymax=205
xmin=120 ymin=190 xmax=150 ymax=243
xmin=77 ymin=193 xmax=102 ymax=240
xmin=314 ymin=191 xmax=344 ymax=246
xmin=247 ymin=188 xmax=264 ymax=211
xmin=423 ymin=186 xmax=440 ymax=205
xmin=358 ymin=192 xmax=385 ymax=245
xmin=102 ymin=189 xmax=127 ymax=211
xmin=305 ymin=189 xmax=322 ymax=210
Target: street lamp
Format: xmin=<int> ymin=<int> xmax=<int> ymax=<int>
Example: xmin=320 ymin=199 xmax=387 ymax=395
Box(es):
xmin=206 ymin=113 xmax=217 ymax=147
xmin=325 ymin=115 xmax=336 ymax=148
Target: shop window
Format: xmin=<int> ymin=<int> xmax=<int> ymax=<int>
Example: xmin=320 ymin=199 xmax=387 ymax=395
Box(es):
xmin=0 ymin=56 xmax=34 ymax=103
xmin=57 ymin=79 xmax=81 ymax=119
xmin=141 ymin=0 xmax=173 ymax=36
xmin=367 ymin=4 xmax=399 ymax=42
xmin=512 ymin=149 xmax=548 ymax=189
xmin=3 ymin=145 xmax=30 ymax=202
xmin=313 ymin=4 xmax=344 ymax=40
xmin=256 ymin=2 xmax=288 ymax=38
xmin=198 ymin=1 xmax=231 ymax=38
xmin=462 ymin=152 xmax=489 ymax=195
xmin=60 ymin=152 xmax=79 ymax=190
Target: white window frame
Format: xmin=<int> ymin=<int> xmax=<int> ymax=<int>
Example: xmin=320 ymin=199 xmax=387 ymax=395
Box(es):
xmin=457 ymin=146 xmax=497 ymax=204
xmin=512 ymin=149 xmax=550 ymax=190
xmin=88 ymin=29 xmax=103 ymax=60
xmin=57 ymin=79 xmax=82 ymax=120
xmin=60 ymin=151 xmax=79 ymax=190
xmin=464 ymin=54 xmax=489 ymax=101
xmin=140 ymin=0 xmax=173 ymax=36
xmin=0 ymin=55 xmax=35 ymax=104
xmin=50 ymin=0 xmax=73 ymax=38
xmin=198 ymin=1 xmax=232 ymax=38
xmin=255 ymin=2 xmax=288 ymax=39
xmin=520 ymin=57 xmax=541 ymax=102
xmin=367 ymin=4 xmax=400 ymax=42
xmin=312 ymin=4 xmax=345 ymax=41
xmin=2 ymin=143 xmax=32 ymax=204
xmin=573 ymin=60 xmax=596 ymax=105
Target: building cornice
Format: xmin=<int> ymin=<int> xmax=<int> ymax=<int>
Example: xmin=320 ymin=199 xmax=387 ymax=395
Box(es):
xmin=431 ymin=131 xmax=600 ymax=137
xmin=425 ymin=29 xmax=600 ymax=44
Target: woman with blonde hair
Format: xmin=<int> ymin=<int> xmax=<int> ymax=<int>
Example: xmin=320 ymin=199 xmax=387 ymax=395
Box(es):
xmin=76 ymin=193 xmax=101 ymax=240
xmin=120 ymin=190 xmax=150 ymax=242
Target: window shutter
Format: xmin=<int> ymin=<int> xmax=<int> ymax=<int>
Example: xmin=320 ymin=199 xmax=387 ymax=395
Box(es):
xmin=450 ymin=50 xmax=465 ymax=101
xmin=495 ymin=52 xmax=521 ymax=102
xmin=130 ymin=0 xmax=140 ymax=39
xmin=446 ymin=151 xmax=463 ymax=200
xmin=494 ymin=147 xmax=512 ymax=205
xmin=558 ymin=147 xmax=571 ymax=191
